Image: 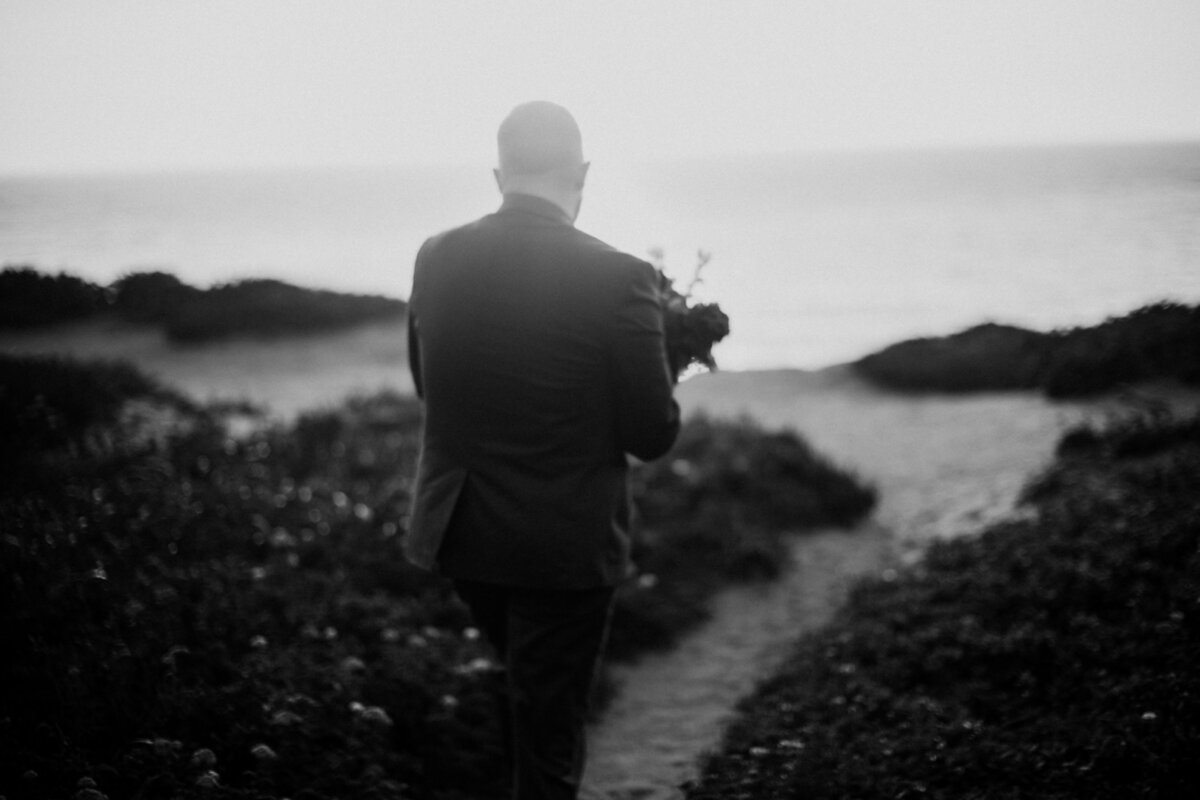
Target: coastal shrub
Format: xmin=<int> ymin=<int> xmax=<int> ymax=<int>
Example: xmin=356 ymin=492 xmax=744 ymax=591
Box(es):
xmin=165 ymin=279 xmax=405 ymax=342
xmin=0 ymin=266 xmax=407 ymax=342
xmin=1039 ymin=301 xmax=1200 ymax=397
xmin=0 ymin=266 xmax=108 ymax=328
xmin=854 ymin=301 xmax=1200 ymax=397
xmin=0 ymin=352 xmax=191 ymax=476
xmin=111 ymin=270 xmax=201 ymax=324
xmin=1 ymin=354 xmax=873 ymax=799
xmin=687 ymin=408 xmax=1200 ymax=799
xmin=854 ymin=323 xmax=1048 ymax=392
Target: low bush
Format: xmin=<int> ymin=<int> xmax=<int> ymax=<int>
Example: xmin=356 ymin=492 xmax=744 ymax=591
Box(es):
xmin=164 ymin=279 xmax=404 ymax=342
xmin=687 ymin=408 xmax=1200 ymax=799
xmin=0 ymin=266 xmax=407 ymax=342
xmin=1 ymin=354 xmax=874 ymax=799
xmin=854 ymin=323 xmax=1049 ymax=392
xmin=0 ymin=353 xmax=192 ymax=473
xmin=0 ymin=266 xmax=109 ymax=328
xmin=854 ymin=301 xmax=1200 ymax=397
xmin=1039 ymin=302 xmax=1200 ymax=397
xmin=111 ymin=271 xmax=201 ymax=324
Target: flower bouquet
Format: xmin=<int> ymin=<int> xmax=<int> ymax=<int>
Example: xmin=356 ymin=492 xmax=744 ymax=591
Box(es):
xmin=652 ymin=249 xmax=731 ymax=378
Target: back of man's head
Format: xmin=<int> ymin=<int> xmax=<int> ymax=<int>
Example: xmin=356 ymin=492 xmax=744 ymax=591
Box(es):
xmin=497 ymin=101 xmax=584 ymax=176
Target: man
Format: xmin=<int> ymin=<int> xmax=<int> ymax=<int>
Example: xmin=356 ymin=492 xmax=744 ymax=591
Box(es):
xmin=403 ymin=101 xmax=681 ymax=799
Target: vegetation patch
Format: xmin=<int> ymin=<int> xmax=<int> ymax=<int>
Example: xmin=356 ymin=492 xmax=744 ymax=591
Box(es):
xmin=1 ymin=354 xmax=873 ymax=800
xmin=0 ymin=267 xmax=110 ymax=328
xmin=0 ymin=266 xmax=405 ymax=341
xmin=854 ymin=301 xmax=1200 ymax=397
xmin=687 ymin=408 xmax=1200 ymax=799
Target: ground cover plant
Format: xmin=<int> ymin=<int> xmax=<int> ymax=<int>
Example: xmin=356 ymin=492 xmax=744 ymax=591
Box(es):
xmin=0 ymin=266 xmax=405 ymax=341
xmin=854 ymin=301 xmax=1200 ymax=397
xmin=1 ymin=353 xmax=874 ymax=800
xmin=687 ymin=407 xmax=1200 ymax=799
xmin=0 ymin=266 xmax=110 ymax=329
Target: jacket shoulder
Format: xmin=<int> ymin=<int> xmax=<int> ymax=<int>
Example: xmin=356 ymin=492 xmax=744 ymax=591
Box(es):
xmin=416 ymin=215 xmax=494 ymax=261
xmin=567 ymin=228 xmax=658 ymax=282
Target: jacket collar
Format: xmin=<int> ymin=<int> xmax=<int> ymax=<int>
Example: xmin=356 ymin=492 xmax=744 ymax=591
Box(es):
xmin=498 ymin=193 xmax=573 ymax=226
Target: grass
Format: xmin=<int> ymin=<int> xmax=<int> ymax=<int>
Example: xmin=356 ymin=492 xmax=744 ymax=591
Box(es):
xmin=0 ymin=353 xmax=874 ymax=800
xmin=686 ymin=408 xmax=1200 ymax=799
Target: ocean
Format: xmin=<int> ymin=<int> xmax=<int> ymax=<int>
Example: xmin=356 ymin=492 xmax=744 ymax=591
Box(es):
xmin=2 ymin=142 xmax=1199 ymax=370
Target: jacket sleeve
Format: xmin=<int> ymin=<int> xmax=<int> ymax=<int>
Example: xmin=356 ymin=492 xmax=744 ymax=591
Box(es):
xmin=407 ymin=307 xmax=424 ymax=399
xmin=407 ymin=238 xmax=430 ymax=400
xmin=609 ymin=259 xmax=681 ymax=461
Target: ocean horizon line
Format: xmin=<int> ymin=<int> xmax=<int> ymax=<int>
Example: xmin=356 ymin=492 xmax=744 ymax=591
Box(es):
xmin=3 ymin=135 xmax=1198 ymax=181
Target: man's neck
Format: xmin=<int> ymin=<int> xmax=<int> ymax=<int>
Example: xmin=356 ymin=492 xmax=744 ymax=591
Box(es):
xmin=506 ymin=187 xmax=577 ymax=221
xmin=496 ymin=170 xmax=581 ymax=222
xmin=501 ymin=192 xmax=575 ymax=224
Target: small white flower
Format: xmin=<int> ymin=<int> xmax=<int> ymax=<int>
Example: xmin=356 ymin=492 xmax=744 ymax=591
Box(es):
xmin=454 ymin=657 xmax=495 ymax=676
xmin=270 ymin=710 xmax=303 ymax=726
xmin=195 ymin=770 xmax=220 ymax=789
xmin=250 ymin=743 xmax=278 ymax=760
xmin=360 ymin=706 xmax=393 ymax=726
xmin=340 ymin=656 xmax=367 ymax=674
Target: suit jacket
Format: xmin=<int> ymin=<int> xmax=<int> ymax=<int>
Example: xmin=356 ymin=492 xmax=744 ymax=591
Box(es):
xmin=403 ymin=193 xmax=681 ymax=589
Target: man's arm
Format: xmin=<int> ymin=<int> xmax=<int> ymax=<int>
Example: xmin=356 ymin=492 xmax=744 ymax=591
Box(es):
xmin=609 ymin=259 xmax=681 ymax=461
xmin=407 ymin=308 xmax=424 ymax=399
xmin=408 ymin=237 xmax=436 ymax=401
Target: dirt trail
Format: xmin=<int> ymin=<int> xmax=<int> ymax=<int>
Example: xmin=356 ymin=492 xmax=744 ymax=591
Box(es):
xmin=582 ymin=367 xmax=1181 ymax=799
xmin=582 ymin=524 xmax=892 ymax=800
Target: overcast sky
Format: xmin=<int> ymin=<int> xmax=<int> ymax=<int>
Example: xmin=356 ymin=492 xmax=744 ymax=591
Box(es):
xmin=2 ymin=0 xmax=1199 ymax=175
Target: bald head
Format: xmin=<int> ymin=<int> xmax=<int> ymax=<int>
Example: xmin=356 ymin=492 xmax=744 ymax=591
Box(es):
xmin=497 ymin=101 xmax=584 ymax=176
xmin=494 ymin=101 xmax=590 ymax=221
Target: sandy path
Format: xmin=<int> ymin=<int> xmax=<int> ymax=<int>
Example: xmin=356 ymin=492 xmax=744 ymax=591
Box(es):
xmin=582 ymin=524 xmax=892 ymax=800
xmin=675 ymin=366 xmax=1108 ymax=546
xmin=582 ymin=368 xmax=1199 ymax=799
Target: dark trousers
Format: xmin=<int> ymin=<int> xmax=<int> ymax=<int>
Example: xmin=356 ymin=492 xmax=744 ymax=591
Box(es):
xmin=454 ymin=579 xmax=615 ymax=800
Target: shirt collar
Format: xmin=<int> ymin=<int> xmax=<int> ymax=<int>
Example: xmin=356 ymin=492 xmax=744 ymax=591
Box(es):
xmin=498 ymin=193 xmax=573 ymax=226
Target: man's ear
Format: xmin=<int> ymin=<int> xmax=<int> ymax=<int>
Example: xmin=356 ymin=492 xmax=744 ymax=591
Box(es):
xmin=493 ymin=167 xmax=505 ymax=194
xmin=576 ymin=162 xmax=591 ymax=190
